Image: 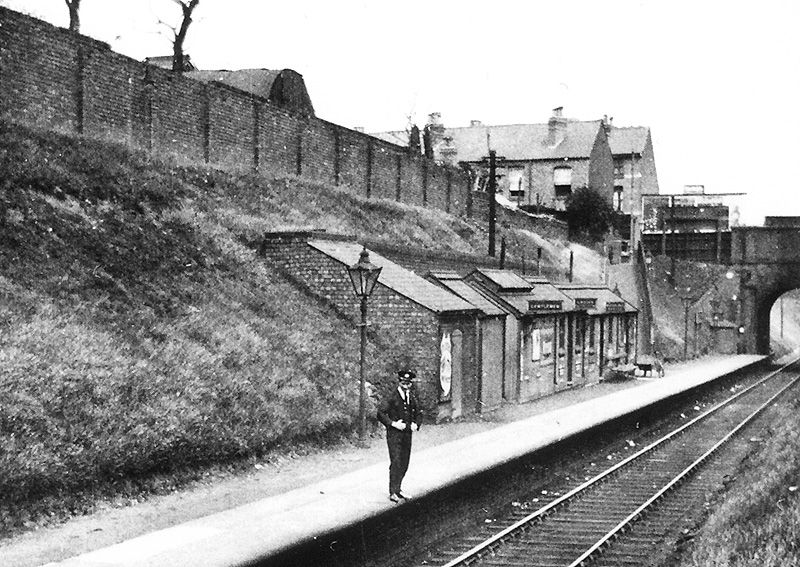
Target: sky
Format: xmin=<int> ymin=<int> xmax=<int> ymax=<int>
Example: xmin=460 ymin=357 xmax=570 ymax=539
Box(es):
xmin=2 ymin=0 xmax=799 ymax=226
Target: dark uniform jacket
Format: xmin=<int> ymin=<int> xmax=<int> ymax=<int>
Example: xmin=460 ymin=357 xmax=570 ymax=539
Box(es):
xmin=377 ymin=388 xmax=421 ymax=430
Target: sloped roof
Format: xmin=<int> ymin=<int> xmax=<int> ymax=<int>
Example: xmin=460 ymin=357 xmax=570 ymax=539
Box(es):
xmin=498 ymin=281 xmax=575 ymax=315
xmin=555 ymin=284 xmax=638 ymax=314
xmin=608 ymin=126 xmax=649 ymax=157
xmin=186 ymin=68 xmax=315 ymax=116
xmin=309 ymin=241 xmax=475 ymax=314
xmin=464 ymin=270 xmax=575 ymax=316
xmin=427 ymin=272 xmax=506 ymax=317
xmin=145 ymin=54 xmax=197 ymax=71
xmin=470 ymin=269 xmax=533 ymax=292
xmin=188 ymin=68 xmax=282 ymax=96
xmin=438 ymin=121 xmax=603 ymax=163
xmin=370 ymin=130 xmax=407 ymax=147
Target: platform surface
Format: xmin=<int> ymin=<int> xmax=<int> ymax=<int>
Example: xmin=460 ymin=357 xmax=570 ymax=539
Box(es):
xmin=46 ymin=355 xmax=766 ymax=567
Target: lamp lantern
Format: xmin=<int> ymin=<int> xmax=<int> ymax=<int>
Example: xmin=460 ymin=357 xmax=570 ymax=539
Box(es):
xmin=348 ymin=247 xmax=382 ymax=299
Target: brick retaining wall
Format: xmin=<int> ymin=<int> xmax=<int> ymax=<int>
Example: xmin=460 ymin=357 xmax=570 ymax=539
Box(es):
xmin=0 ymin=7 xmax=475 ymax=218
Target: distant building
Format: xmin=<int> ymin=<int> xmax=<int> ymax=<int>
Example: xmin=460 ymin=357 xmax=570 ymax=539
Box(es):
xmin=606 ymin=118 xmax=660 ymax=215
xmin=424 ymin=108 xmax=615 ymax=213
xmin=371 ymin=108 xmax=660 ymax=223
xmin=144 ymin=55 xmax=315 ymax=117
xmin=144 ymin=54 xmax=197 ymax=72
xmin=641 ymin=185 xmax=742 ymax=234
xmin=186 ymin=68 xmax=315 ymax=117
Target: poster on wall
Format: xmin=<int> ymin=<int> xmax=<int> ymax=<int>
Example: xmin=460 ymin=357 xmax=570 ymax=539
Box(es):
xmin=440 ymin=331 xmax=452 ymax=399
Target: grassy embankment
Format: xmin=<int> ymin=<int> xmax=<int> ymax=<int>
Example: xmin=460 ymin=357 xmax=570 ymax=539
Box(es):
xmin=646 ymin=268 xmax=800 ymax=563
xmin=0 ymin=119 xmax=579 ymax=534
xmin=670 ymin=397 xmax=800 ymax=566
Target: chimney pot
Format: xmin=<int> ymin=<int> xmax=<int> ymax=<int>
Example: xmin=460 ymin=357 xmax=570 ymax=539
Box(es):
xmin=548 ymin=107 xmax=568 ymax=146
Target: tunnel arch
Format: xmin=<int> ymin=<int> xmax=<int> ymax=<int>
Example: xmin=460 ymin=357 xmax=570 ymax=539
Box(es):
xmin=739 ymin=265 xmax=800 ymax=354
xmin=730 ymin=227 xmax=800 ymax=355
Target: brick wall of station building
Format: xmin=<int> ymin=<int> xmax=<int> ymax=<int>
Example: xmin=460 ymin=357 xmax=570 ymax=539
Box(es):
xmin=258 ymin=232 xmax=471 ymax=418
xmin=0 ymin=6 xmax=473 ymax=220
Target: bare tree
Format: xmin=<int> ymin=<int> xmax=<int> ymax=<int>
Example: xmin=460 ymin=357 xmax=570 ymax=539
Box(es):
xmin=64 ymin=0 xmax=81 ymax=32
xmin=155 ymin=0 xmax=201 ymax=72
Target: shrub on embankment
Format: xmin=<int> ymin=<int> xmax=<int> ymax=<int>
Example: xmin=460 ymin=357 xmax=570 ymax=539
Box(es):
xmin=0 ymin=119 xmax=573 ymax=529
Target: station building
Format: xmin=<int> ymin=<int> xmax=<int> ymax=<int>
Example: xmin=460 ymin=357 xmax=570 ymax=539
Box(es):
xmin=260 ymin=231 xmax=638 ymax=423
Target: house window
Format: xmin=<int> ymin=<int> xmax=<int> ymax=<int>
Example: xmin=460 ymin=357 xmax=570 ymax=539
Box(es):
xmin=554 ymin=167 xmax=572 ymax=199
xmin=507 ymin=168 xmax=526 ymax=201
xmin=613 ymin=188 xmax=624 ymax=211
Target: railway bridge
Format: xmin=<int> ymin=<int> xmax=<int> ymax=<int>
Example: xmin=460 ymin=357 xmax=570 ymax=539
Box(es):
xmin=730 ymin=225 xmax=800 ymax=354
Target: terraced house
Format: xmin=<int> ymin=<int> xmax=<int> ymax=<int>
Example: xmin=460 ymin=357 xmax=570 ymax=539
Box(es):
xmin=372 ymin=108 xmax=660 ymax=250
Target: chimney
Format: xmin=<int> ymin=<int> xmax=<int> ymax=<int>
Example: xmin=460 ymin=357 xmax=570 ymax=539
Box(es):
xmin=354 ymin=126 xmax=365 ymax=133
xmin=427 ymin=112 xmax=443 ymax=127
xmin=439 ymin=135 xmax=458 ymax=163
xmin=470 ymin=120 xmax=482 ymax=127
xmin=547 ymin=106 xmax=567 ymax=146
xmin=424 ymin=111 xmax=445 ymax=157
xmin=602 ymin=114 xmax=614 ymax=135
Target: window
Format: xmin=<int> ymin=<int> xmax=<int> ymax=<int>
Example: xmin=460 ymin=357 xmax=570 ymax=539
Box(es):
xmin=554 ymin=167 xmax=572 ymax=186
xmin=507 ymin=168 xmax=526 ymax=201
xmin=531 ymin=328 xmax=542 ymax=361
xmin=554 ymin=167 xmax=572 ymax=199
xmin=613 ymin=187 xmax=623 ymax=211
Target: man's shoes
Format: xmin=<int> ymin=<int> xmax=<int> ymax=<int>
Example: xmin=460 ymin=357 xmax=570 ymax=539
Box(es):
xmin=389 ymin=493 xmax=400 ymax=503
xmin=396 ymin=492 xmax=411 ymax=500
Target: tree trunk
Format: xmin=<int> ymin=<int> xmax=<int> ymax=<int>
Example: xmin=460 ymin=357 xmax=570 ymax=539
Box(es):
xmin=172 ymin=0 xmax=200 ymax=72
xmin=65 ymin=0 xmax=81 ymax=32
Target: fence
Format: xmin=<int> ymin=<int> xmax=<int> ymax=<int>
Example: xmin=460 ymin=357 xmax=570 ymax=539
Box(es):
xmin=642 ymin=232 xmax=732 ymax=264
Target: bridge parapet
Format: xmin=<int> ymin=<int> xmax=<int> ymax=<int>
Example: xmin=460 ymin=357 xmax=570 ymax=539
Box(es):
xmin=732 ymin=226 xmax=800 ymax=265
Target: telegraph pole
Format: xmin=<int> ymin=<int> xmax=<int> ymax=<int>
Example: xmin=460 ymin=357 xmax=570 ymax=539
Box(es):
xmin=488 ymin=150 xmax=497 ymax=257
xmin=481 ymin=150 xmax=505 ymax=257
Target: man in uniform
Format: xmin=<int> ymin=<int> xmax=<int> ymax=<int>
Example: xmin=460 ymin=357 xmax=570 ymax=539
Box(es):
xmin=377 ymin=369 xmax=421 ymax=502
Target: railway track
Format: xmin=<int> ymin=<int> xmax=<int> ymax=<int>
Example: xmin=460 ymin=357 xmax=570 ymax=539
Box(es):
xmin=416 ymin=359 xmax=800 ymax=567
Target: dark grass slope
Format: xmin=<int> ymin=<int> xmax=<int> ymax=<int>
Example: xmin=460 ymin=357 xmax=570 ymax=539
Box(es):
xmin=0 ymin=119 xmax=569 ymax=534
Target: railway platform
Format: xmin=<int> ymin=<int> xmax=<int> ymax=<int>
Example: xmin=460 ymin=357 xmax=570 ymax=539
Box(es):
xmin=39 ymin=355 xmax=766 ymax=567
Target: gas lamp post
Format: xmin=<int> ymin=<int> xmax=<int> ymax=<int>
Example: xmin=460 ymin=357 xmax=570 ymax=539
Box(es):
xmin=680 ymin=287 xmax=693 ymax=360
xmin=347 ymin=247 xmax=382 ymax=445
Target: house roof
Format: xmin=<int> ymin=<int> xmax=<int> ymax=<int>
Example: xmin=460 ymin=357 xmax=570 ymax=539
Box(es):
xmin=186 ymin=68 xmax=315 ymax=116
xmin=435 ymin=121 xmax=604 ymax=163
xmin=427 ymin=272 xmax=506 ymax=316
xmin=188 ymin=68 xmax=282 ymax=97
xmin=608 ymin=126 xmax=649 ymax=157
xmin=370 ymin=130 xmax=407 ymax=147
xmin=145 ymin=54 xmax=197 ymax=71
xmin=309 ymin=241 xmax=476 ymax=314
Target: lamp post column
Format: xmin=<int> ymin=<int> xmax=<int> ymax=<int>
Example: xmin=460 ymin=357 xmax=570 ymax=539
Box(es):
xmin=358 ymin=295 xmax=368 ymax=444
xmin=682 ymin=297 xmax=691 ymax=360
